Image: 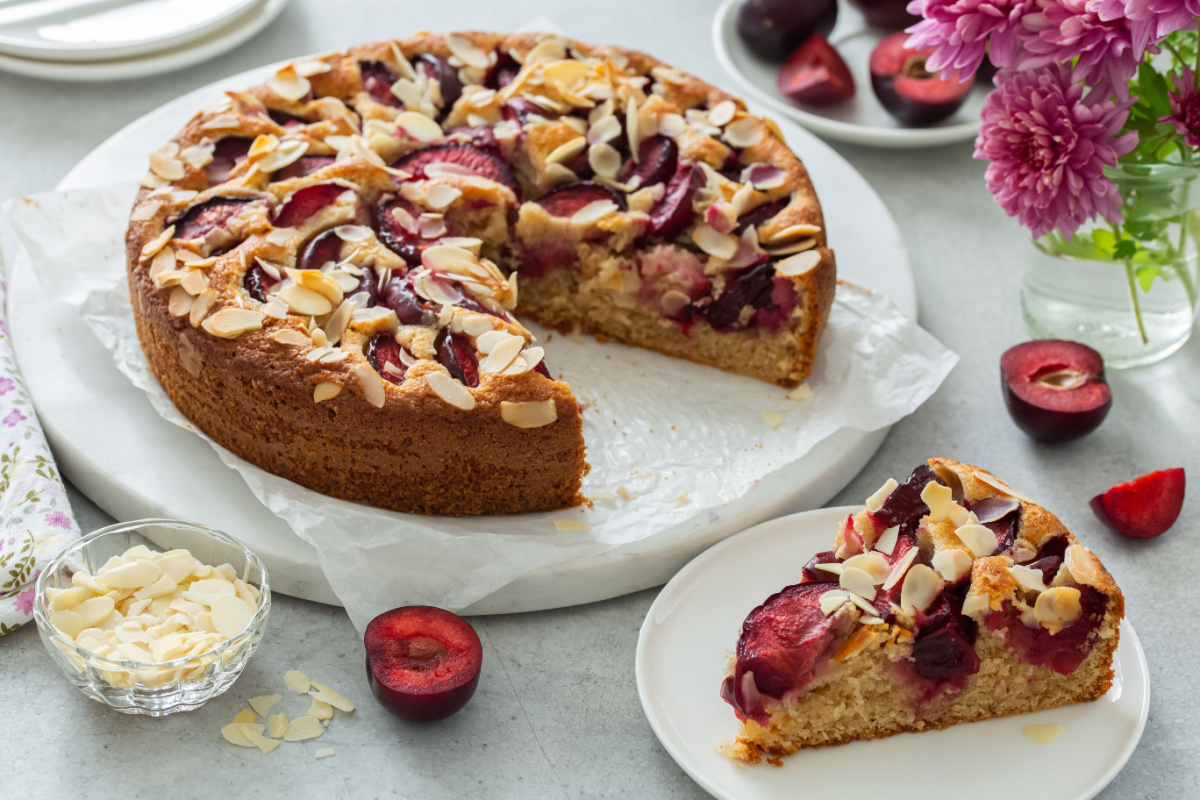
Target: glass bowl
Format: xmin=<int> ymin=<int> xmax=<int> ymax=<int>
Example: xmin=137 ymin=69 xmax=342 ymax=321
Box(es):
xmin=33 ymin=519 xmax=270 ymax=716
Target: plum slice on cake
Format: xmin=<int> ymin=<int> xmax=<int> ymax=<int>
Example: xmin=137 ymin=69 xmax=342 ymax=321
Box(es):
xmin=719 ymin=457 xmax=1124 ymax=763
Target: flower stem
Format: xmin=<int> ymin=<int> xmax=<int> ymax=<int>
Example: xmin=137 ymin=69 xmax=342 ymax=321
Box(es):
xmin=1123 ymin=258 xmax=1150 ymax=345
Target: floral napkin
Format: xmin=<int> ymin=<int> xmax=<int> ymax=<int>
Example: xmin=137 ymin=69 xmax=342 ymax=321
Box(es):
xmin=0 ymin=250 xmax=80 ymax=636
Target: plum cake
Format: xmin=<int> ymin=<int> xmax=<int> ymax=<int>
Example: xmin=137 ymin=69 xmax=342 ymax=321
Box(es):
xmin=720 ymin=458 xmax=1124 ymax=763
xmin=125 ymin=32 xmax=837 ymax=516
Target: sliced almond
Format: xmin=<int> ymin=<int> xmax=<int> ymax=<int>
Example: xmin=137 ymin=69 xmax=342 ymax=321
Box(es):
xmin=708 ymin=99 xmax=737 ymax=127
xmin=168 ymin=287 xmax=195 ymax=317
xmin=842 ymin=553 xmax=891 ymax=584
xmin=446 ymin=33 xmax=489 ymax=69
xmin=425 ymin=184 xmax=462 ymax=210
xmin=723 ymin=117 xmax=763 ymax=148
xmin=181 ymin=269 xmax=208 ymax=296
xmin=1034 ymin=587 xmax=1082 ymax=633
xmin=426 ymin=371 xmax=476 ymax=411
xmin=974 ymin=470 xmax=1036 ymax=503
xmin=920 ymin=481 xmax=955 ymax=523
xmin=270 ymin=328 xmax=312 ymax=347
xmin=761 ymin=411 xmax=783 ymax=429
xmin=149 ymin=150 xmax=185 ymax=181
xmin=882 ymin=546 xmax=918 ymax=591
xmin=776 ymin=250 xmax=822 ymax=277
xmin=480 ymin=334 xmax=524 ymax=373
xmin=692 ymin=224 xmax=738 ymax=260
xmin=268 ymin=712 xmax=288 ymax=739
xmin=354 ymin=363 xmax=386 ymax=408
xmin=932 ymin=549 xmax=973 ymax=582
xmin=900 ymin=564 xmax=942 ymax=615
xmin=395 ymin=111 xmax=445 ymax=144
xmin=553 ymin=518 xmax=591 ymax=532
xmin=787 ymin=383 xmax=813 ymax=402
xmin=1024 ymin=723 xmax=1065 ymax=744
xmin=838 ymin=566 xmax=877 ymax=601
xmin=248 ymin=694 xmax=283 ymax=718
xmin=313 ymin=382 xmax=342 ymax=403
xmin=571 ymin=199 xmax=618 ymax=226
xmin=500 ymin=400 xmax=558 ymax=428
xmin=284 ymin=669 xmax=311 ymax=694
xmin=202 ymin=308 xmax=265 ymax=339
xmin=1010 ymin=564 xmax=1049 ymax=593
xmin=819 ymin=589 xmax=850 ymax=616
xmin=309 ymin=681 xmax=355 ymax=713
xmin=278 ymin=284 xmax=333 ymax=316
xmin=140 ymin=226 xmax=176 ymax=259
xmin=1064 ymin=544 xmax=1099 ymax=586
xmin=283 ymin=715 xmax=324 ymax=742
xmin=865 ymin=478 xmax=898 ymax=513
xmin=267 ymin=64 xmax=311 ymax=102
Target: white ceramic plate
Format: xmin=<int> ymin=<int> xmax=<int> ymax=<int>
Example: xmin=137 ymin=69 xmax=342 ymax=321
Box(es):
xmin=0 ymin=0 xmax=260 ymax=62
xmin=636 ymin=506 xmax=1151 ymax=800
xmin=0 ymin=0 xmax=287 ymax=81
xmin=712 ymin=0 xmax=988 ymax=149
xmin=8 ymin=60 xmax=915 ymax=613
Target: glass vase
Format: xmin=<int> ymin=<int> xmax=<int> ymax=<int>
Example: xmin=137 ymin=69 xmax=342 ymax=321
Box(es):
xmin=1022 ymin=163 xmax=1200 ymax=369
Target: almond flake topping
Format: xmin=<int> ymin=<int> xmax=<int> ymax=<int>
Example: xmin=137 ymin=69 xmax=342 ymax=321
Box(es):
xmin=202 ymin=308 xmax=265 ymax=339
xmin=257 ymin=140 xmax=309 ymax=173
xmin=1064 ymin=544 xmax=1098 ymax=586
xmin=1024 ymin=724 xmax=1066 ymax=744
xmin=1010 ymin=564 xmax=1049 ymax=593
xmin=395 ymin=111 xmax=445 ymax=144
xmin=973 ymin=470 xmax=1036 ymax=503
xmin=1033 ymin=587 xmax=1082 ymax=633
xmin=588 ymin=142 xmax=622 ymax=178
xmin=839 ymin=566 xmax=877 ymax=601
xmin=426 ymin=371 xmax=476 ymax=411
xmin=553 ymin=518 xmax=591 ymax=532
xmin=267 ymin=65 xmax=311 ymax=102
xmin=873 ymin=525 xmax=900 ymax=555
xmin=168 ymin=287 xmax=194 ymax=317
xmin=130 ymin=202 xmax=160 ymax=222
xmin=724 ymin=116 xmax=764 ymax=149
xmin=480 ymin=334 xmax=524 ymax=373
xmin=149 ymin=150 xmax=185 ymax=181
xmin=294 ymin=59 xmax=333 ymax=78
xmin=866 ymin=478 xmax=898 ymax=512
xmin=900 ymin=564 xmax=942 ymax=615
xmin=819 ymin=590 xmax=851 ymax=616
xmin=932 ymin=549 xmax=973 ymax=582
xmin=140 ymin=226 xmax=176 ymax=259
xmin=761 ymin=411 xmax=783 ymax=429
xmin=354 ymin=363 xmax=386 ymax=408
xmin=181 ymin=269 xmax=208 ymax=296
xmin=955 ymin=523 xmax=999 ymax=557
xmin=190 ymin=290 xmax=217 ymax=327
xmin=313 ymin=382 xmax=341 ymax=403
xmin=269 ymin=329 xmax=311 ymax=347
xmin=278 ymin=284 xmax=333 ymax=316
xmin=500 ymin=400 xmax=558 ymax=428
xmin=883 ymin=547 xmax=919 ymax=591
xmin=920 ymin=481 xmax=955 ymax=523
xmin=546 ymin=136 xmax=587 ymax=167
xmin=843 ymin=552 xmax=891 ymax=584
xmin=571 ymin=199 xmax=619 ymax=226
xmin=587 ymin=114 xmax=622 ymax=145
xmin=692 ymin=223 xmax=738 ymax=259
xmin=424 ymin=184 xmax=462 ymax=210
xmin=776 ymin=250 xmax=822 ymax=277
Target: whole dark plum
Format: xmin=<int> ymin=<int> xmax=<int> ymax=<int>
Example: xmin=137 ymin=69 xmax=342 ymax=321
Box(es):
xmin=736 ymin=0 xmax=839 ymax=62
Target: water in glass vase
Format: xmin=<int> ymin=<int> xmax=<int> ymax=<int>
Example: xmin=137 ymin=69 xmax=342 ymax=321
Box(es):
xmin=1022 ymin=165 xmax=1200 ymax=369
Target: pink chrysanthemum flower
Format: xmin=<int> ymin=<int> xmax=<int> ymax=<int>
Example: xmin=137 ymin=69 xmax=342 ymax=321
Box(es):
xmin=1160 ymin=67 xmax=1200 ymax=148
xmin=974 ymin=64 xmax=1137 ymax=239
xmin=1096 ymin=0 xmax=1199 ymax=55
xmin=905 ymin=0 xmax=1033 ymax=78
xmin=1017 ymin=0 xmax=1140 ymax=99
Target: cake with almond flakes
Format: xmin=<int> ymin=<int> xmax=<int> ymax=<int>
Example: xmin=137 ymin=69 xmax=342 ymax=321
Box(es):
xmin=125 ymin=32 xmax=837 ymax=516
xmin=720 ymin=458 xmax=1124 ymax=763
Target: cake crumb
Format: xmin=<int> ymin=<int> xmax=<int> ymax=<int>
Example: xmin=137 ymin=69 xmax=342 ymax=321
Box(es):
xmin=1023 ymin=723 xmax=1064 ymax=744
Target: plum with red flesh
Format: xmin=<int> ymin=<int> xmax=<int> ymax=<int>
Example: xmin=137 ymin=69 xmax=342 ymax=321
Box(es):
xmin=621 ymin=135 xmax=678 ymax=187
xmin=735 ymin=0 xmax=839 ymax=62
xmin=778 ymin=35 xmax=855 ymax=107
xmin=296 ymin=228 xmax=344 ymax=273
xmin=870 ymin=33 xmax=974 ymax=126
xmin=703 ymin=260 xmax=777 ymax=331
xmin=734 ymin=201 xmax=785 ymax=235
xmin=393 ymin=142 xmax=522 ymax=199
xmin=647 ymin=163 xmax=703 ymax=239
xmin=536 ymin=181 xmax=626 ymax=218
xmin=365 ymin=606 xmax=483 ymax=722
xmin=273 ymin=155 xmax=335 ymax=182
xmin=382 ymin=275 xmax=437 ymax=326
xmin=1090 ymin=468 xmax=1186 ymax=539
xmin=375 ymin=198 xmax=426 ymax=266
xmin=204 ymin=137 xmax=252 ymax=184
xmin=1000 ymin=340 xmax=1112 ymax=443
xmin=367 ymin=334 xmax=409 ymax=384
xmin=414 ymin=54 xmax=463 ymax=116
xmin=274 ymin=183 xmax=347 ymax=228
xmin=170 ymin=197 xmax=255 ymax=242
xmin=359 ymin=60 xmax=400 ymax=107
xmin=268 ymin=109 xmax=309 ymax=128
xmin=243 ymin=264 xmax=279 ymax=303
xmin=435 ymin=328 xmax=480 ymax=388
xmin=486 ymin=51 xmax=522 ymax=90
xmin=848 ymin=0 xmax=921 ymax=29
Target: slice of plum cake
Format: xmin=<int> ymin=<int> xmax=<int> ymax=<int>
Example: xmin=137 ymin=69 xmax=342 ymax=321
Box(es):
xmin=720 ymin=457 xmax=1124 ymax=763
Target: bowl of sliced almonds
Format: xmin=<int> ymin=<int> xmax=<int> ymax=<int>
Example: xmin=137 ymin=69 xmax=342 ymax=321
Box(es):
xmin=34 ymin=519 xmax=270 ymax=716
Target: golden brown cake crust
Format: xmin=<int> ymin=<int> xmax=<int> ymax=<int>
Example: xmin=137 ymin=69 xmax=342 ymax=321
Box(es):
xmin=126 ymin=32 xmax=837 ymax=514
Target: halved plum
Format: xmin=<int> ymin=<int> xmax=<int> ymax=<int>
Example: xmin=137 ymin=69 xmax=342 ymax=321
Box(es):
xmin=735 ymin=0 xmax=839 ymax=62
xmin=870 ymin=33 xmax=974 ymax=126
xmin=872 ymin=464 xmax=942 ymax=529
xmin=243 ymin=263 xmax=279 ymax=303
xmin=647 ymin=162 xmax=703 ymax=239
xmin=912 ymin=624 xmax=980 ymax=680
xmin=376 ymin=197 xmax=425 ymax=266
xmin=623 ymin=135 xmax=678 ymax=188
xmin=486 ymin=51 xmax=522 ymax=91
xmin=394 ymin=142 xmax=522 ymax=198
xmin=415 ymin=54 xmax=463 ymax=116
xmin=778 ymin=35 xmax=855 ymax=107
xmin=359 ymin=59 xmax=400 ymax=107
xmin=435 ymin=328 xmax=480 ymax=388
xmin=365 ymin=606 xmax=483 ymax=722
xmin=273 ymin=155 xmax=335 ymax=183
xmin=381 ymin=274 xmax=437 ymax=326
xmin=1001 ymin=340 xmax=1112 ymax=443
xmin=204 ymin=137 xmax=252 ymax=184
xmin=297 ymin=229 xmax=345 ymax=272
xmin=367 ymin=334 xmax=409 ymax=384
xmin=274 ymin=183 xmax=347 ymax=228
xmin=733 ymin=201 xmax=786 ymax=236
xmin=703 ymin=260 xmax=776 ymax=331
xmin=535 ymin=181 xmax=626 ymax=218
xmin=268 ymin=109 xmax=309 ymax=128
xmin=171 ymin=197 xmax=255 ymax=242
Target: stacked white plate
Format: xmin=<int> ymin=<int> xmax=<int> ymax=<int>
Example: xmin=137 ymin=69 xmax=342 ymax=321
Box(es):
xmin=0 ymin=0 xmax=289 ymax=81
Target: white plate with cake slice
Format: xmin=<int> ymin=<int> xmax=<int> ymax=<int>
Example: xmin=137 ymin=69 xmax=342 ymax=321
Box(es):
xmin=637 ymin=505 xmax=1150 ymax=800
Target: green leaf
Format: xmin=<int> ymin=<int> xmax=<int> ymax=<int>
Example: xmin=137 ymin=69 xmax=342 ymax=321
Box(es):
xmin=1136 ymin=264 xmax=1162 ymax=291
xmin=1135 ymin=61 xmax=1172 ymax=117
xmin=1114 ymin=238 xmax=1140 ymax=260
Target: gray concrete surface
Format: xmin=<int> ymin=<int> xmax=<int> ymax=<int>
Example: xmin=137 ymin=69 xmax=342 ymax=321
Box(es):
xmin=1 ymin=1 xmax=1196 ymax=797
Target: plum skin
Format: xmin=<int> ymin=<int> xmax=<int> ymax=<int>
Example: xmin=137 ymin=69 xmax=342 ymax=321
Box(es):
xmin=736 ymin=0 xmax=839 ymax=62
xmin=366 ymin=655 xmax=480 ymax=722
xmin=1002 ymin=380 xmax=1112 ymax=443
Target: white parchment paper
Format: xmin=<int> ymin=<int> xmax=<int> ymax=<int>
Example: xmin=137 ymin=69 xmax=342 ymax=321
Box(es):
xmin=5 ymin=185 xmax=957 ymax=630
